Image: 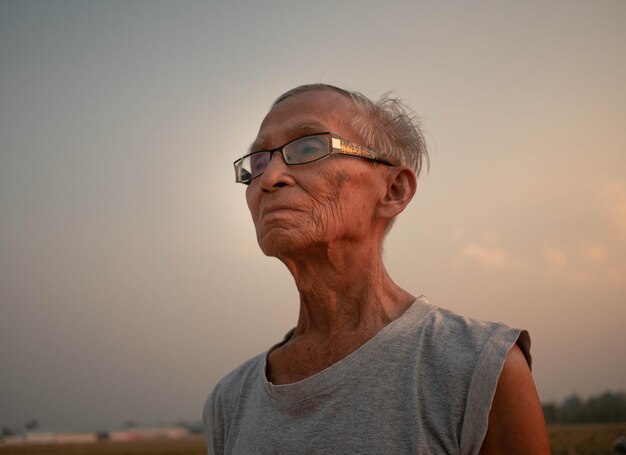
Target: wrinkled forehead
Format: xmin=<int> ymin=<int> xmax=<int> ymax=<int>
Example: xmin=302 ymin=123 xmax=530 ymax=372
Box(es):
xmin=251 ymin=90 xmax=358 ymax=151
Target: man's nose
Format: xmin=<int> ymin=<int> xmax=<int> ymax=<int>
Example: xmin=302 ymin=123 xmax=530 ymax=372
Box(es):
xmin=259 ymin=152 xmax=293 ymax=191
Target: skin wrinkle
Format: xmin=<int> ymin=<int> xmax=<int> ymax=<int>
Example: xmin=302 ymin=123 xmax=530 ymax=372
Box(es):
xmin=321 ymin=170 xmax=347 ymax=239
xmin=262 ymin=166 xmax=367 ymax=259
xmin=291 ymin=170 xmax=350 ymax=252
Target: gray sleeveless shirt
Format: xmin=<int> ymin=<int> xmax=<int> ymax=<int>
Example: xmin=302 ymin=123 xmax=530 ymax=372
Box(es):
xmin=203 ymin=297 xmax=531 ymax=454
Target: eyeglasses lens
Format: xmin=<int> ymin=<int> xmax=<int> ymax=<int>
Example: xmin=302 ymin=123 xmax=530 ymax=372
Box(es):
xmin=248 ymin=153 xmax=270 ymax=179
xmin=284 ymin=135 xmax=330 ymax=164
xmin=239 ymin=134 xmax=332 ymax=183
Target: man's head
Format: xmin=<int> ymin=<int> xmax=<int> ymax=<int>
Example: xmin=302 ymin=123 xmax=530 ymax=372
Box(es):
xmin=240 ymin=85 xmax=425 ymax=258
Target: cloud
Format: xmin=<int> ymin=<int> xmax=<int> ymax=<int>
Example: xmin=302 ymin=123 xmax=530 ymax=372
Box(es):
xmin=462 ymin=242 xmax=510 ymax=269
xmin=544 ymin=247 xmax=568 ymax=271
xmin=582 ymin=244 xmax=607 ymax=264
xmin=542 ymin=241 xmax=625 ymax=288
xmin=453 ymin=230 xmax=524 ymax=270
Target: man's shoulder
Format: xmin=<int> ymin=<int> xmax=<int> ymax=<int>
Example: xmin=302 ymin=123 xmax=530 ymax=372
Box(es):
xmin=409 ymin=297 xmax=525 ymax=363
xmin=417 ymin=298 xmax=515 ymax=340
xmin=211 ymin=353 xmax=265 ymax=400
xmin=204 ymin=353 xmax=266 ymax=422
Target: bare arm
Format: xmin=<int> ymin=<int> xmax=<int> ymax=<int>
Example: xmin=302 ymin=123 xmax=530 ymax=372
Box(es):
xmin=479 ymin=344 xmax=550 ymax=454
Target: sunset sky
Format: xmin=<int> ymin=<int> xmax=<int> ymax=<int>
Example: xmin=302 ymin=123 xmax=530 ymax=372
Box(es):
xmin=1 ymin=0 xmax=624 ymax=430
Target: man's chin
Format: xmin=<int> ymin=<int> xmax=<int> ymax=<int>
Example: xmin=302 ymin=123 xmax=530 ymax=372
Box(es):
xmin=258 ymin=230 xmax=311 ymax=258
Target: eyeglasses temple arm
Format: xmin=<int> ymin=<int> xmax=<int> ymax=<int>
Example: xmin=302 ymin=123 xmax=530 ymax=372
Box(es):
xmin=331 ymin=137 xmax=379 ymax=160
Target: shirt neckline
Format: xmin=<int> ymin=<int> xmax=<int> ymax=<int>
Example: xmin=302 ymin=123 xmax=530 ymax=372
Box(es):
xmin=261 ymin=296 xmax=430 ymax=402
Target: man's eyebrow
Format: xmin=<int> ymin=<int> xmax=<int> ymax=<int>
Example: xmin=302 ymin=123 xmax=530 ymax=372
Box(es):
xmin=248 ymin=121 xmax=331 ymax=153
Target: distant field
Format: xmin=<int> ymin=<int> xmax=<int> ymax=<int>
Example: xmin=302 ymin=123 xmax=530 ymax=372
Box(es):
xmin=549 ymin=422 xmax=626 ymax=455
xmin=1 ymin=423 xmax=625 ymax=454
xmin=0 ymin=435 xmax=206 ymax=455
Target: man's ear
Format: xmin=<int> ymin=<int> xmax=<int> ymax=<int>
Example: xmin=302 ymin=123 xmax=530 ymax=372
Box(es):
xmin=377 ymin=168 xmax=417 ymax=219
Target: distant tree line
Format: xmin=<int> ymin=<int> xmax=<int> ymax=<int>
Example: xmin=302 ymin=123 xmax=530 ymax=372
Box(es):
xmin=542 ymin=391 xmax=626 ymax=424
xmin=1 ymin=419 xmax=39 ymax=438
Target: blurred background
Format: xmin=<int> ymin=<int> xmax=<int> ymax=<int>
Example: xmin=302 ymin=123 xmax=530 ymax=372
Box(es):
xmin=1 ymin=0 xmax=624 ymax=432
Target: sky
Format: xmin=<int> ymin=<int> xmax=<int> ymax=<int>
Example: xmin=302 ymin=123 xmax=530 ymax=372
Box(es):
xmin=1 ymin=0 xmax=625 ymax=431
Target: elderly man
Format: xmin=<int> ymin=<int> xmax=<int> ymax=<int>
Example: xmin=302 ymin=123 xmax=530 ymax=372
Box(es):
xmin=204 ymin=84 xmax=549 ymax=454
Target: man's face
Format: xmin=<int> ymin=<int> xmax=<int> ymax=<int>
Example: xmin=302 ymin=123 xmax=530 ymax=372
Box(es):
xmin=245 ymin=90 xmax=389 ymax=258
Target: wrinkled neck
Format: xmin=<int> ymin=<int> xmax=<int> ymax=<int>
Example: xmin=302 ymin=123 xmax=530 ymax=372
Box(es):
xmin=278 ymin=240 xmax=414 ymax=338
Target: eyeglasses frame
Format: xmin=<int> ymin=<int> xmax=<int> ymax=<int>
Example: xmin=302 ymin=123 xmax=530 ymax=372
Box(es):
xmin=234 ymin=132 xmax=396 ymax=184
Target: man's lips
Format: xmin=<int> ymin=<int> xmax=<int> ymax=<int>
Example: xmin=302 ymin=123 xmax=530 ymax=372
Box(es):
xmin=260 ymin=205 xmax=305 ymax=219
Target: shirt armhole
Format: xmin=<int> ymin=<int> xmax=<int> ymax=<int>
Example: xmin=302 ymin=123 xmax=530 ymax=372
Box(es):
xmin=459 ymin=327 xmax=531 ymax=455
